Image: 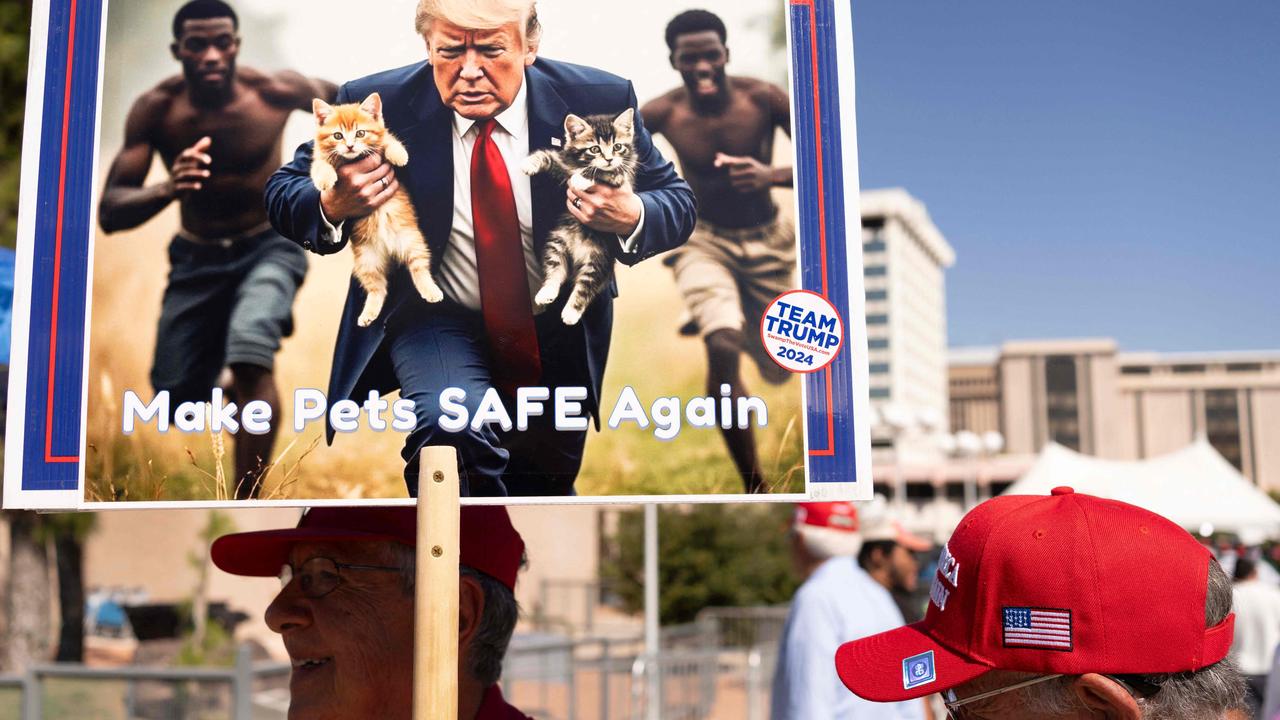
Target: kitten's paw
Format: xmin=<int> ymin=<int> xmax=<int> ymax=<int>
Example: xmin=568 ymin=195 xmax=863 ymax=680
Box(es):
xmin=357 ymin=295 xmax=385 ymax=327
xmin=417 ymin=281 xmax=445 ymax=304
xmin=568 ymin=173 xmax=593 ymax=192
xmin=384 ymin=142 xmax=409 ymax=167
xmin=520 ymin=155 xmax=543 ymax=176
xmin=561 ymin=305 xmax=584 ymax=325
xmin=311 ymin=164 xmax=338 ymax=192
xmin=534 ymin=286 xmax=560 ymax=307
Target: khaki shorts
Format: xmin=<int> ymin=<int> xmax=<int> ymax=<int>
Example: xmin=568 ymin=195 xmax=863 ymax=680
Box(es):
xmin=669 ymin=216 xmax=796 ymax=369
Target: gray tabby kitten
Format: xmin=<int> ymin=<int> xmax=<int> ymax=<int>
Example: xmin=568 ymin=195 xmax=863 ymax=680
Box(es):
xmin=521 ymin=109 xmax=638 ymax=325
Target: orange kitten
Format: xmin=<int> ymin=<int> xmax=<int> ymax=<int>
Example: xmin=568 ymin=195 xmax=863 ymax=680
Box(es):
xmin=310 ymin=92 xmax=442 ymax=326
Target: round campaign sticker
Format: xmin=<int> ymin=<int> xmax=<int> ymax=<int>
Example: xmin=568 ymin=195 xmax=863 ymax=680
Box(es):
xmin=760 ymin=290 xmax=844 ymax=374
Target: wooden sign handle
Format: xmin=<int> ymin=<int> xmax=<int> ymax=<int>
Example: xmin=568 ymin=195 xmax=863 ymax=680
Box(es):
xmin=414 ymin=446 xmax=460 ymax=720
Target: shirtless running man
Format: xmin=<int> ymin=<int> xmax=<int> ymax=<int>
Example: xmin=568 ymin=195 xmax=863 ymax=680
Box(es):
xmin=642 ymin=9 xmax=794 ymax=493
xmin=98 ymin=0 xmax=336 ymax=499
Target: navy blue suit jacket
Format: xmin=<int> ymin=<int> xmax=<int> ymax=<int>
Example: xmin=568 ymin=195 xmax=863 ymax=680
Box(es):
xmin=266 ymin=59 xmax=696 ymax=442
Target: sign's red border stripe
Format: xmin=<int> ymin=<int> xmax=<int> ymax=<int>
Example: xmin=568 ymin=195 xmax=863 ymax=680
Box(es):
xmin=793 ymin=0 xmax=837 ymax=458
xmin=46 ymin=0 xmax=81 ymax=464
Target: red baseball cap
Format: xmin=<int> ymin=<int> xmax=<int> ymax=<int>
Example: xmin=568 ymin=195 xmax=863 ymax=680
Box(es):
xmin=211 ymin=506 xmax=525 ymax=591
xmin=795 ymin=502 xmax=860 ymax=532
xmin=835 ymin=487 xmax=1235 ymax=702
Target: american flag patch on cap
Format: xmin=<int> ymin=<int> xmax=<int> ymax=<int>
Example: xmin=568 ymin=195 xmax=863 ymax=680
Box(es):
xmin=1002 ymin=607 xmax=1072 ymax=651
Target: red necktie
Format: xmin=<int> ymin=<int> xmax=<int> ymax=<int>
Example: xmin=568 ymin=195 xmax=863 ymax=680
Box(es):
xmin=471 ymin=119 xmax=542 ymax=393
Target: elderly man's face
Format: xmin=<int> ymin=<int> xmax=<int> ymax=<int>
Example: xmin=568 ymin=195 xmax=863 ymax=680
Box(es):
xmin=426 ymin=19 xmax=535 ymax=121
xmin=265 ymin=541 xmax=414 ymax=720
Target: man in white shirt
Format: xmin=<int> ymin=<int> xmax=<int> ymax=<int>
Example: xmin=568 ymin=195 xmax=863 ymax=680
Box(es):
xmin=1231 ymin=557 xmax=1280 ymax=715
xmin=771 ymin=500 xmax=929 ymax=720
xmin=264 ymin=0 xmax=695 ymax=497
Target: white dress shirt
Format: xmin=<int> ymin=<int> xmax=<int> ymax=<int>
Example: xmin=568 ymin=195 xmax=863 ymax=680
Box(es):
xmin=321 ymin=75 xmax=643 ymax=312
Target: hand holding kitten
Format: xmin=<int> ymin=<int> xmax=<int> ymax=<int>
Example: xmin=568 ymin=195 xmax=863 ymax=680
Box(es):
xmin=318 ymin=153 xmax=400 ymax=223
xmin=566 ymin=180 xmax=642 ymax=236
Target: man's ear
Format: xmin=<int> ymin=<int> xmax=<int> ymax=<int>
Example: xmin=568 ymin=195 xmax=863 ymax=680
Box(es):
xmin=1072 ymin=674 xmax=1141 ymax=719
xmin=170 ymin=42 xmax=180 ymax=62
xmin=457 ymin=575 xmax=486 ymax=654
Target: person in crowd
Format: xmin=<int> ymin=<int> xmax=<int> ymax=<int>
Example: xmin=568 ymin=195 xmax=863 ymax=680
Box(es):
xmin=836 ymin=487 xmax=1247 ymax=720
xmin=1231 ymin=556 xmax=1280 ymax=716
xmin=772 ymin=500 xmax=930 ymax=720
xmin=97 ymin=0 xmax=336 ymax=498
xmin=641 ymin=9 xmax=795 ymax=493
xmin=211 ymin=506 xmax=534 ymax=719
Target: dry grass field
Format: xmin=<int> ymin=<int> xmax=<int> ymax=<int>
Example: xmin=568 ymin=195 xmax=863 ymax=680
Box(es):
xmin=85 ymin=163 xmax=806 ymax=502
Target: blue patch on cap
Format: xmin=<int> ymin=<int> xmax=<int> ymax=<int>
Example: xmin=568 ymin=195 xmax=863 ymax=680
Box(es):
xmin=902 ymin=650 xmax=935 ymax=690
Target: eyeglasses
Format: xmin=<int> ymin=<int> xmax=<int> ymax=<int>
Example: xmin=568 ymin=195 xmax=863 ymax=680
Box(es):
xmin=278 ymin=557 xmax=400 ymax=599
xmin=942 ymin=674 xmax=1064 ymax=719
xmin=941 ymin=673 xmax=1160 ymax=718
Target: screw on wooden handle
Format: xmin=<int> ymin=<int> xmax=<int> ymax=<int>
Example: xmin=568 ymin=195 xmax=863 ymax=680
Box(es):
xmin=433 ymin=470 xmax=445 ymax=483
xmin=431 ymin=545 xmax=444 ymax=557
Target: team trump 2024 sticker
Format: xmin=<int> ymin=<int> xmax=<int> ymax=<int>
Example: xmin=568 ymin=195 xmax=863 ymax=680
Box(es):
xmin=760 ymin=290 xmax=844 ymax=374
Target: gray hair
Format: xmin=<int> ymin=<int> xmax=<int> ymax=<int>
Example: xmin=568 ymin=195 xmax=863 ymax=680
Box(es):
xmin=1020 ymin=557 xmax=1247 ymax=719
xmin=389 ymin=544 xmax=521 ymax=687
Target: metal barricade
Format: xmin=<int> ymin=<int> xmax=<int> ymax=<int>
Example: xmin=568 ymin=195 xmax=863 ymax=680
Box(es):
xmin=629 ymin=648 xmax=720 ymax=720
xmin=1 ymin=645 xmax=290 ymax=720
xmin=502 ymin=634 xmax=643 ymax=720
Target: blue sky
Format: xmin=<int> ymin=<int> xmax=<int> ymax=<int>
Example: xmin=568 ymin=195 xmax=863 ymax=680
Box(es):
xmin=851 ymin=1 xmax=1280 ymax=352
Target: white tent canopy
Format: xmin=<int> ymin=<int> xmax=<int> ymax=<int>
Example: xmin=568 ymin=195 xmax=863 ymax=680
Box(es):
xmin=1003 ymin=439 xmax=1280 ymax=543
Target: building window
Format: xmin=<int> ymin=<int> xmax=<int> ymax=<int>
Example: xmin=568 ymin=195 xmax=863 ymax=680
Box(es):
xmin=1173 ymin=364 xmax=1206 ymax=374
xmin=1205 ymin=389 xmax=1243 ymax=471
xmin=1120 ymin=365 xmax=1151 ymax=375
xmin=1227 ymin=363 xmax=1262 ymax=373
xmin=870 ymin=387 xmax=891 ymax=399
xmin=869 ymin=363 xmax=890 ymax=374
xmin=864 ymin=239 xmax=887 ymax=253
xmin=1044 ymin=355 xmax=1081 ymax=450
xmin=868 ymin=338 xmax=890 ymax=349
xmin=865 ymin=289 xmax=888 ymax=301
xmin=865 ymin=266 xmax=887 ymax=277
xmin=867 ymin=314 xmax=889 ymax=325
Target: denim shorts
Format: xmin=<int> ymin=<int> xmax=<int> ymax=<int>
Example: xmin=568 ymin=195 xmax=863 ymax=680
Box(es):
xmin=150 ymin=227 xmax=308 ymax=402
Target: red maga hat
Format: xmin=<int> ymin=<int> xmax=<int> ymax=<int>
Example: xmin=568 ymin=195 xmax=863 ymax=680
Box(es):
xmin=794 ymin=501 xmax=860 ymax=532
xmin=211 ymin=506 xmax=524 ymax=592
xmin=835 ymin=487 xmax=1235 ymax=702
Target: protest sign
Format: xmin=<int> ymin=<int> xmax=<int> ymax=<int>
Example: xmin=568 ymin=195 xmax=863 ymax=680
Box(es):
xmin=4 ymin=0 xmax=871 ymax=508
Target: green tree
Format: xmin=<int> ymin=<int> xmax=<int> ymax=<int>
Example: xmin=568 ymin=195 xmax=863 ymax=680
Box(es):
xmin=1 ymin=511 xmax=96 ymax=669
xmin=0 ymin=0 xmax=31 ymax=249
xmin=602 ymin=504 xmax=799 ymax=625
xmin=44 ymin=513 xmax=97 ymax=662
xmin=180 ymin=510 xmax=238 ymax=666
